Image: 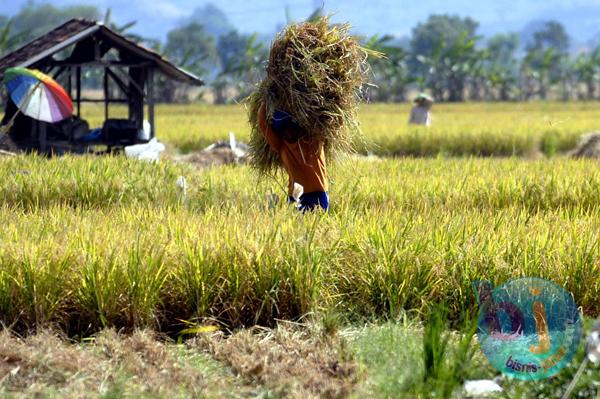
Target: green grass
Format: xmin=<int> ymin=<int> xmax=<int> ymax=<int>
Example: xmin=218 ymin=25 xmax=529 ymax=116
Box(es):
xmin=0 ymin=155 xmax=599 ymax=334
xmin=349 ymin=317 xmax=600 ymax=399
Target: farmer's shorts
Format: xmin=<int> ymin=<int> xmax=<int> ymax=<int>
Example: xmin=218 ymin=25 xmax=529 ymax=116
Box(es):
xmin=288 ymin=191 xmax=329 ymax=212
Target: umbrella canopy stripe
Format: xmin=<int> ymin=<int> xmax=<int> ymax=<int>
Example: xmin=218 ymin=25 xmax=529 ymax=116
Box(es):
xmin=5 ymin=75 xmax=38 ymax=104
xmin=8 ymin=76 xmax=51 ymax=122
xmin=28 ymin=86 xmax=53 ymax=122
xmin=3 ymin=67 xmax=73 ymax=123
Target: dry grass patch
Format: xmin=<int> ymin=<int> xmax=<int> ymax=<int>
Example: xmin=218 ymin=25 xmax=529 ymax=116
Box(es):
xmin=0 ymin=329 xmax=247 ymax=398
xmin=0 ymin=330 xmax=106 ymax=396
xmin=0 ymin=326 xmax=361 ymax=398
xmin=192 ymin=325 xmax=361 ymax=399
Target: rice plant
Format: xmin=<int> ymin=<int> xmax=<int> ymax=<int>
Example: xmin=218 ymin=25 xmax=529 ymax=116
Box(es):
xmin=0 ymin=153 xmax=599 ymax=335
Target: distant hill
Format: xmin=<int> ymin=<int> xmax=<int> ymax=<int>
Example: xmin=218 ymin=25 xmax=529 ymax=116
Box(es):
xmin=185 ymin=3 xmax=235 ymax=38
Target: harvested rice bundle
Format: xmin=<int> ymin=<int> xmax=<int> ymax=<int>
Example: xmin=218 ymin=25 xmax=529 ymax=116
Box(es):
xmin=248 ymin=17 xmax=380 ymax=173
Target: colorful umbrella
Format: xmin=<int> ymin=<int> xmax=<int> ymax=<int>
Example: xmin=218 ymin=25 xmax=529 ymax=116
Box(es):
xmin=3 ymin=67 xmax=73 ymax=123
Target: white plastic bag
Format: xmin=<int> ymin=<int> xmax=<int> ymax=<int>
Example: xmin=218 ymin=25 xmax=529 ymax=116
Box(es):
xmin=125 ymin=138 xmax=165 ymax=162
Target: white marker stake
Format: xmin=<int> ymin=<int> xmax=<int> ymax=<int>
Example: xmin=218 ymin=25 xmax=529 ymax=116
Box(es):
xmin=176 ymin=176 xmax=188 ymax=204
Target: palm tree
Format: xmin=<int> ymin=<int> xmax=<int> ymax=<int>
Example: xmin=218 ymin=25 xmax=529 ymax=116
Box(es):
xmin=574 ymin=47 xmax=600 ymax=100
xmin=103 ymin=9 xmax=141 ymax=42
xmin=443 ymin=32 xmax=479 ymax=102
xmin=0 ymin=18 xmax=20 ymax=56
xmin=217 ymin=33 xmax=266 ymax=102
xmin=365 ymin=34 xmax=412 ymax=102
xmin=415 ymin=37 xmax=446 ymax=101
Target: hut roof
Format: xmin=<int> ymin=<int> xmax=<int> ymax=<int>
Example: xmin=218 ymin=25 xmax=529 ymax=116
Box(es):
xmin=0 ymin=18 xmax=203 ymax=85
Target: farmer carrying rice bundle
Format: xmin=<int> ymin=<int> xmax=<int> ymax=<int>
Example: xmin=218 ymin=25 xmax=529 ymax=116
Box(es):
xmin=248 ymin=17 xmax=380 ymax=212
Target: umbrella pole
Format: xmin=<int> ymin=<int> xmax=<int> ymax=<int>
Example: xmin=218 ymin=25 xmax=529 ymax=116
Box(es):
xmin=0 ymin=81 xmax=43 ymax=136
xmin=0 ymin=106 xmax=22 ymax=135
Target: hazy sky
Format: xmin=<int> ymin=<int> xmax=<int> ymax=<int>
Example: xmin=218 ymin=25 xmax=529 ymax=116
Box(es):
xmin=5 ymin=0 xmax=600 ymax=42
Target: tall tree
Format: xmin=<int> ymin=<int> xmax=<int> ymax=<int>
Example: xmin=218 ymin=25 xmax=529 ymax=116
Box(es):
xmin=161 ymin=23 xmax=218 ymax=103
xmin=529 ymin=21 xmax=570 ymax=53
xmin=212 ymin=31 xmax=249 ymax=103
xmin=366 ymin=35 xmax=412 ymax=102
xmin=216 ymin=31 xmax=250 ymax=72
xmin=186 ymin=3 xmax=235 ymax=39
xmin=574 ymin=46 xmax=600 ymax=100
xmin=467 ymin=48 xmax=489 ymax=101
xmin=0 ymin=16 xmax=20 ymax=56
xmin=102 ymin=8 xmax=143 ymax=43
xmin=11 ymin=1 xmax=100 ymax=45
xmin=165 ymin=22 xmax=218 ymax=78
xmin=486 ymin=33 xmax=519 ymax=100
xmin=523 ymin=21 xmax=570 ymax=99
xmin=212 ymin=32 xmax=266 ymax=103
xmin=410 ymin=15 xmax=480 ymax=101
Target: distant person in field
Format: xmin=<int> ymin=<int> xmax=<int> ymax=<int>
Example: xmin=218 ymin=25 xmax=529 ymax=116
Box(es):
xmin=409 ymin=93 xmax=433 ymax=127
xmin=257 ymin=104 xmax=329 ymax=212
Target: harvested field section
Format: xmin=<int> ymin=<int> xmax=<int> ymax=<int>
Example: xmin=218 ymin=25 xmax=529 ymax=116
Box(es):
xmin=0 ymin=329 xmax=247 ymax=398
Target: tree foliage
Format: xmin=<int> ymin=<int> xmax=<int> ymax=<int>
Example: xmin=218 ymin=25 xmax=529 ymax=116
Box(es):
xmin=165 ymin=22 xmax=218 ymax=78
xmin=366 ymin=35 xmax=412 ymax=102
xmin=12 ymin=1 xmax=100 ymax=45
xmin=3 ymin=3 xmax=600 ymax=103
xmin=409 ymin=15 xmax=480 ymax=101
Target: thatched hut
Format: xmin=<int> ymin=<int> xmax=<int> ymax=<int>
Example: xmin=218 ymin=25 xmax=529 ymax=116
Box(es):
xmin=0 ymin=18 xmax=203 ymax=154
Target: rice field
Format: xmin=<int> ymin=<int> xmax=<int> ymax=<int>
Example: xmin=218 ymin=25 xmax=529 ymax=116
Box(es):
xmin=1 ymin=154 xmax=600 ymax=333
xmin=1 ymin=102 xmax=600 ymax=397
xmin=80 ymin=101 xmax=600 ymax=156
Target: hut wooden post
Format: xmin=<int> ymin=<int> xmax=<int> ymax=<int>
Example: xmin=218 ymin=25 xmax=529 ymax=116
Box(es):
xmin=76 ymin=66 xmax=81 ymax=117
xmin=103 ymin=67 xmax=109 ymax=120
xmin=128 ymin=67 xmax=145 ymax=130
xmin=147 ymin=68 xmax=155 ymax=139
xmin=67 ymin=67 xmax=72 ymax=99
xmin=38 ymin=123 xmax=47 ymax=154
